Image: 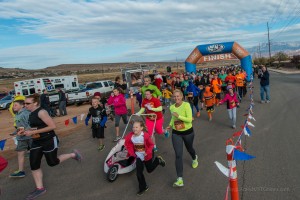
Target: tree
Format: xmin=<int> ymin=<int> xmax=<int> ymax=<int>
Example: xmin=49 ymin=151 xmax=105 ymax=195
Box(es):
xmin=274 ymin=51 xmax=289 ymax=64
xmin=291 ymin=55 xmax=300 ymax=64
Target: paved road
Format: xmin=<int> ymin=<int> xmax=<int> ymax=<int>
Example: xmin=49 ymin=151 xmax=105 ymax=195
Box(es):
xmin=1 ymin=71 xmax=299 ymax=200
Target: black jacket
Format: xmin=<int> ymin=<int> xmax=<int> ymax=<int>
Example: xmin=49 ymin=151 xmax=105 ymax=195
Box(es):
xmin=258 ymin=70 xmax=270 ymax=86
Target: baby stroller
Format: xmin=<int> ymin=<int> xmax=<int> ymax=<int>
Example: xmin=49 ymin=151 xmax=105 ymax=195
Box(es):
xmin=104 ymin=114 xmax=156 ymax=182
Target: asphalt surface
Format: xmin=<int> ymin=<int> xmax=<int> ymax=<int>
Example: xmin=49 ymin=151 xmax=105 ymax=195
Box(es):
xmin=1 ymin=71 xmax=299 ymax=200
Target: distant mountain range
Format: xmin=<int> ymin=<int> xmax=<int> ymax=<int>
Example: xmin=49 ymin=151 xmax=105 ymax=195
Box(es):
xmin=248 ymin=41 xmax=300 ymax=57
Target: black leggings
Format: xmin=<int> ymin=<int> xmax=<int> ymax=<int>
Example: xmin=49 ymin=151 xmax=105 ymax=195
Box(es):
xmin=136 ymin=156 xmax=159 ymax=191
xmin=172 ymin=132 xmax=196 ymax=177
xmin=30 ymin=136 xmax=60 ymax=170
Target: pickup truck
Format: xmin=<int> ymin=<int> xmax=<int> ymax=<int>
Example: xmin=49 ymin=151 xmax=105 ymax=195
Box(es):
xmin=68 ymin=80 xmax=114 ymax=106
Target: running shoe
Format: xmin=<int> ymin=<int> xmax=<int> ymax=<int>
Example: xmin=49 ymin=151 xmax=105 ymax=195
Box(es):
xmin=137 ymin=186 xmax=149 ymax=196
xmin=232 ymin=125 xmax=236 ymax=129
xmin=164 ymin=130 xmax=169 ymax=138
xmin=266 ymin=100 xmax=270 ymax=103
xmin=157 ymin=156 xmax=166 ymax=167
xmin=98 ymin=145 xmax=105 ymax=151
xmin=113 ymin=136 xmax=121 ymax=142
xmin=72 ymin=149 xmax=82 ymax=162
xmin=173 ymin=178 xmax=184 ymax=187
xmin=153 ymin=147 xmax=158 ymax=152
xmin=192 ymin=155 xmax=198 ymax=169
xmin=25 ymin=188 xmax=46 ymax=200
xmin=9 ymin=170 xmax=25 ymax=178
xmin=261 ymin=100 xmax=265 ymax=104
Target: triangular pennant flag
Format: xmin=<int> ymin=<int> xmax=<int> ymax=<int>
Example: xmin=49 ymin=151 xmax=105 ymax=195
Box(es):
xmin=0 ymin=139 xmax=7 ymax=150
xmin=233 ymin=149 xmax=255 ymax=160
xmin=243 ymin=126 xmax=251 ymax=136
xmin=226 ymin=145 xmax=235 ymax=154
xmin=0 ymin=156 xmax=8 ymax=173
xmin=247 ymin=121 xmax=255 ymax=127
xmin=245 ymin=126 xmax=252 ymax=135
xmin=80 ymin=114 xmax=85 ymax=121
xmin=72 ymin=116 xmax=78 ymax=124
xmin=214 ymin=161 xmax=229 ymax=178
xmin=248 ymin=114 xmax=256 ymax=121
xmin=233 ymin=130 xmax=243 ymax=137
xmin=65 ymin=119 xmax=70 ymax=126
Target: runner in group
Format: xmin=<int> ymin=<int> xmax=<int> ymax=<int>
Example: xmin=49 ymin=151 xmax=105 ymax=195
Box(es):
xmin=107 ymin=88 xmax=128 ymax=142
xmin=166 ymin=89 xmax=198 ymax=187
xmin=85 ymin=97 xmax=108 ymax=150
xmin=203 ymin=85 xmax=215 ymax=121
xmin=9 ymin=99 xmax=32 ymax=178
xmin=23 ymin=94 xmax=82 ymax=200
xmin=141 ymin=77 xmax=162 ymax=98
xmin=136 ymin=89 xmax=167 ymax=152
xmin=218 ymin=85 xmax=240 ymax=129
xmin=124 ymin=121 xmax=166 ymax=196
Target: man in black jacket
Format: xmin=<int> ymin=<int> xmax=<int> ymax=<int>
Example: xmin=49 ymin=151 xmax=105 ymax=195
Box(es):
xmin=58 ymin=88 xmax=67 ymax=116
xmin=40 ymin=89 xmax=50 ymax=115
xmin=258 ymin=66 xmax=270 ymax=103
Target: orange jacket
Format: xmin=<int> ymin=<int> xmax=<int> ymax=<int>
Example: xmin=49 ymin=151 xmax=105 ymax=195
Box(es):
xmin=211 ymin=78 xmax=222 ymax=93
xmin=235 ymin=73 xmax=245 ymax=87
xmin=203 ymin=86 xmax=215 ymax=107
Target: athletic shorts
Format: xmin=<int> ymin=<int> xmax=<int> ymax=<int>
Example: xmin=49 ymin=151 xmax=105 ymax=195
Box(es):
xmin=92 ymin=127 xmax=105 ymax=139
xmin=145 ymin=117 xmax=164 ymax=135
xmin=16 ymin=139 xmax=32 ymax=152
xmin=215 ymin=93 xmax=221 ymax=100
xmin=30 ymin=136 xmax=59 ymax=152
xmin=206 ymin=106 xmax=215 ymax=112
xmin=115 ymin=114 xmax=128 ymax=127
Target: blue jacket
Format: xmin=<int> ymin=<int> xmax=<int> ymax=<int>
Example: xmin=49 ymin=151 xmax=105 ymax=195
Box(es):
xmin=186 ymin=81 xmax=201 ymax=97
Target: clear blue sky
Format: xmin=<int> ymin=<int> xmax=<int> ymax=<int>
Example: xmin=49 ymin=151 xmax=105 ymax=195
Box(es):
xmin=0 ymin=0 xmax=299 ymax=69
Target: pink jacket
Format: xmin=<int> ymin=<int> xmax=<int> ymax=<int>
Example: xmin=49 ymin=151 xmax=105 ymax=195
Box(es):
xmin=124 ymin=132 xmax=154 ymax=161
xmin=107 ymin=94 xmax=127 ymax=115
xmin=219 ymin=93 xmax=239 ymax=109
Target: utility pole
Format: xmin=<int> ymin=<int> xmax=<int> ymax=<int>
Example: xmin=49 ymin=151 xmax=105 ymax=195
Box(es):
xmin=267 ymin=22 xmax=272 ymax=67
xmin=258 ymin=43 xmax=262 ymax=58
xmin=176 ymin=57 xmax=178 ymax=70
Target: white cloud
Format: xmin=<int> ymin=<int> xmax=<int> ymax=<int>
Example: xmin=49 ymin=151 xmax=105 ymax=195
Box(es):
xmin=0 ymin=0 xmax=299 ymax=68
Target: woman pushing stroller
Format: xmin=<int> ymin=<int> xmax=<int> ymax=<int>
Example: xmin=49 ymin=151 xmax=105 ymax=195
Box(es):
xmin=124 ymin=121 xmax=166 ymax=196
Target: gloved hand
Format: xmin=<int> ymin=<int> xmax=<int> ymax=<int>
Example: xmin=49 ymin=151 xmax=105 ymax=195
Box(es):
xmin=135 ymin=112 xmax=141 ymax=116
xmin=85 ymin=116 xmax=90 ymax=126
xmin=100 ymin=116 xmax=107 ymax=127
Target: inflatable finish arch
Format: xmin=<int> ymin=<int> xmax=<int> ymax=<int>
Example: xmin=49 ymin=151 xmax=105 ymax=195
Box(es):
xmin=185 ymin=42 xmax=253 ymax=81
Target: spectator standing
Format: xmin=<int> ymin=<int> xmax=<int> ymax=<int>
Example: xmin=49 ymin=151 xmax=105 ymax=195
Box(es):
xmin=258 ymin=66 xmax=270 ymax=103
xmin=114 ymin=76 xmax=127 ymax=93
xmin=40 ymin=89 xmax=51 ymax=115
xmin=58 ymin=88 xmax=67 ymax=116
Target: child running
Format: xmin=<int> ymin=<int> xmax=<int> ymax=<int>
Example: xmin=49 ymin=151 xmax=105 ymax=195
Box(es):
xmin=162 ymin=87 xmax=172 ymax=107
xmin=203 ymin=86 xmax=215 ymax=121
xmin=124 ymin=121 xmax=166 ymax=196
xmin=85 ymin=97 xmax=108 ymax=150
xmin=218 ymin=86 xmax=240 ymax=129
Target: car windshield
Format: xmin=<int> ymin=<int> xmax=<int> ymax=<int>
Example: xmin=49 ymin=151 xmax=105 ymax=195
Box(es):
xmin=1 ymin=95 xmax=12 ymax=100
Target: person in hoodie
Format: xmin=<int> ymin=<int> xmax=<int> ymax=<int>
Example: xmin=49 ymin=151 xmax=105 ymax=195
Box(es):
xmin=107 ymin=88 xmax=128 ymax=142
xmin=202 ymin=86 xmax=215 ymax=121
xmin=185 ymin=81 xmax=201 ymax=118
xmin=218 ymin=86 xmax=240 ymax=129
xmin=9 ymin=99 xmax=32 ymax=178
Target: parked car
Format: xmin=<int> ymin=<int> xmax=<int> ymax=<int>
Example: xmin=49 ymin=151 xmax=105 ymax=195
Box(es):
xmin=68 ymin=80 xmax=114 ymax=106
xmin=0 ymin=95 xmax=13 ymax=110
